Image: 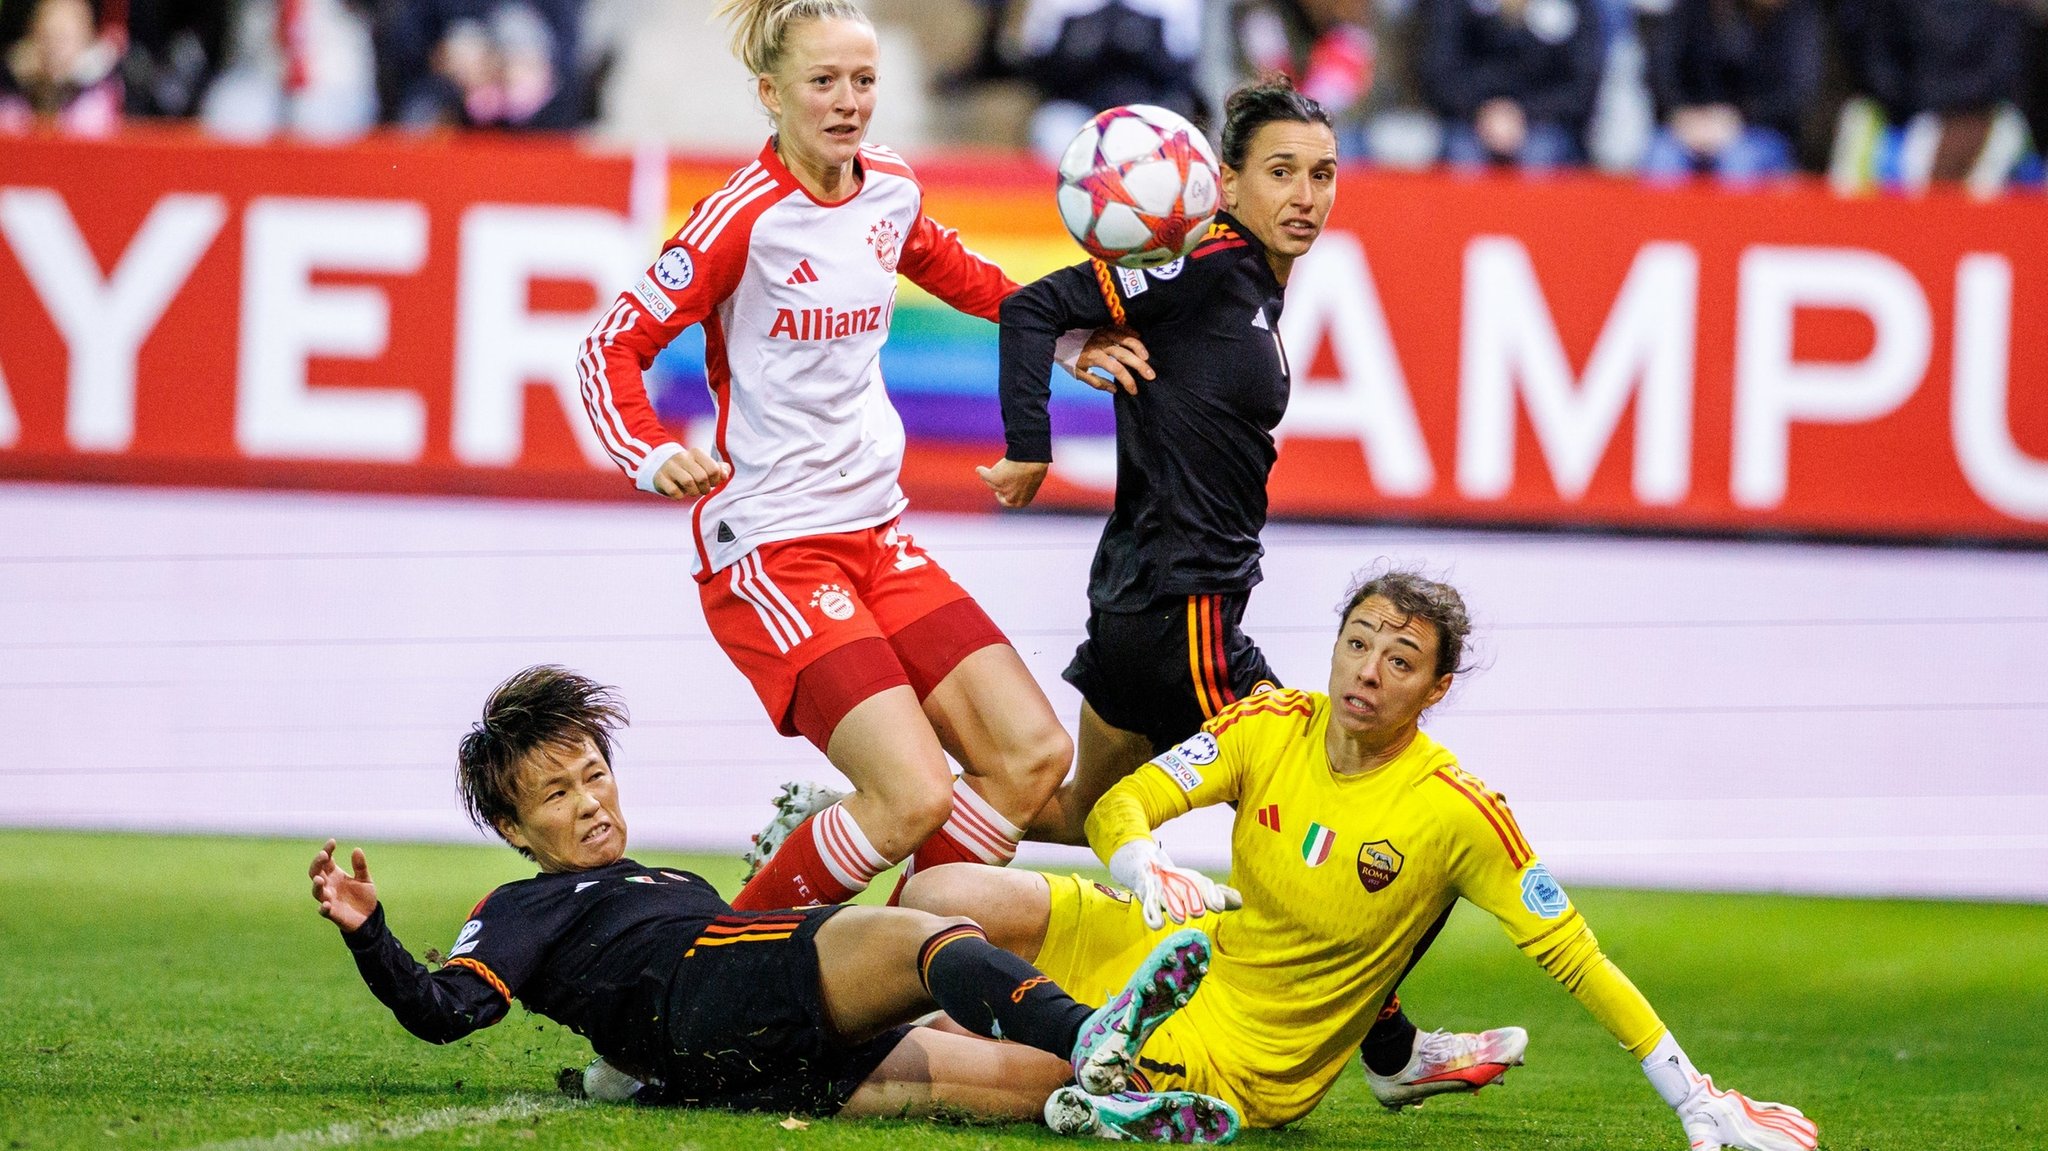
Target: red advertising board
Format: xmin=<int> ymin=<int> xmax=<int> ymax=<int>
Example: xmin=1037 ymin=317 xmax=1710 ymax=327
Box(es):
xmin=3 ymin=132 xmax=2046 ymax=542
xmin=0 ymin=130 xmax=640 ymax=498
xmin=1235 ymin=170 xmax=2048 ymax=542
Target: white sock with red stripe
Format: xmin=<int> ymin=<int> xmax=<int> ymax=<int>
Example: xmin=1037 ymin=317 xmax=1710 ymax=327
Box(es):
xmin=900 ymin=777 xmax=1024 ymax=888
xmin=731 ymin=802 xmax=892 ymax=911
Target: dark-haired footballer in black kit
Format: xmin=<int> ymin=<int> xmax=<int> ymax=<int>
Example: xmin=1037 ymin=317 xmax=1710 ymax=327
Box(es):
xmin=340 ymin=862 xmax=893 ymax=1112
xmin=996 ymin=213 xmax=1288 ymax=750
xmin=312 ymin=664 xmax=1241 ymax=1138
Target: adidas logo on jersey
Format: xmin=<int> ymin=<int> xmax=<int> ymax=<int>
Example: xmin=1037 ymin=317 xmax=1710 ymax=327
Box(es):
xmin=785 ymin=259 xmax=820 ymax=285
xmin=769 ymin=304 xmax=885 ymax=342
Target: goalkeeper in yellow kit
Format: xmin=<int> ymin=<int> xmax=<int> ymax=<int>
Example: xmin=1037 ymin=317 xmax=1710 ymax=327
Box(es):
xmin=903 ymin=568 xmax=1818 ymax=1148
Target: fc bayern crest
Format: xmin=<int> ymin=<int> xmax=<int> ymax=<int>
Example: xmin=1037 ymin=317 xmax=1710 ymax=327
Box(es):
xmin=868 ymin=219 xmax=901 ymax=274
xmin=1356 ymin=839 xmax=1404 ymax=893
xmin=811 ymin=583 xmax=856 ymax=621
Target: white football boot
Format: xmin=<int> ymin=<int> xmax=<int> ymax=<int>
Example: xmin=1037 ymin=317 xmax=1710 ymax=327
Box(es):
xmin=1365 ymin=1026 xmax=1528 ymax=1109
xmin=1676 ymin=1075 xmax=1819 ymax=1151
xmin=740 ymin=780 xmax=847 ymax=881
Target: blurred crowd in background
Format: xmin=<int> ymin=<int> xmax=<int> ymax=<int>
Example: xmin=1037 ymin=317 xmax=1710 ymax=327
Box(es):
xmin=3 ymin=0 xmax=2046 ymax=194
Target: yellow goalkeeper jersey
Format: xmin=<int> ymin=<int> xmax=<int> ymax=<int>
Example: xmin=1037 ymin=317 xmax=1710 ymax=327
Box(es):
xmin=1082 ymin=688 xmax=1667 ymax=1126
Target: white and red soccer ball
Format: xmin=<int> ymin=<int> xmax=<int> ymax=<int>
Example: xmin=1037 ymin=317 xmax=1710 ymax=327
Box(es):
xmin=1055 ymin=104 xmax=1221 ymax=269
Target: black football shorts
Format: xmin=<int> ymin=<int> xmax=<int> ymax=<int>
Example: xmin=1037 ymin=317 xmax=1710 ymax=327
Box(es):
xmin=651 ymin=906 xmax=909 ymax=1115
xmin=1063 ymin=592 xmax=1279 ymax=752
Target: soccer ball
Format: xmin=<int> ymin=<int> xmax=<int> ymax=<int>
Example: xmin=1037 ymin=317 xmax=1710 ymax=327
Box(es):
xmin=1055 ymin=104 xmax=1221 ymax=269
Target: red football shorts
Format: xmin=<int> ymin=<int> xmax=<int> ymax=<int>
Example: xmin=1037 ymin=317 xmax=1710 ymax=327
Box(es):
xmin=699 ymin=518 xmax=1009 ymax=745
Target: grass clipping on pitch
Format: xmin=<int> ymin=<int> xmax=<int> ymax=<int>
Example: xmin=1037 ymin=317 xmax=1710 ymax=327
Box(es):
xmin=2 ymin=829 xmax=2044 ymax=1150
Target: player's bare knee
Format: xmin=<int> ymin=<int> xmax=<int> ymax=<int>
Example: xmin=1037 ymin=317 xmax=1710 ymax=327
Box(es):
xmin=891 ymin=905 xmax=983 ymax=945
xmin=927 ymin=912 xmax=981 ymax=936
xmin=893 ymin=777 xmax=954 ymax=844
xmin=903 ymin=867 xmax=1047 ymax=957
xmin=898 ymin=865 xmax=974 ymax=917
xmin=1014 ymin=724 xmax=1075 ymax=804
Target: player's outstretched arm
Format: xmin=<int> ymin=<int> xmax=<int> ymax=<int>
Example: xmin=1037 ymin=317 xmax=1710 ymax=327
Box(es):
xmin=309 ymin=838 xmax=377 ymax=933
xmin=1434 ymin=771 xmax=1814 ymax=1148
xmin=1643 ymin=1034 xmax=1818 ymax=1151
xmin=1084 ymin=729 xmax=1248 ymax=927
xmin=309 ymin=838 xmax=507 ymax=1044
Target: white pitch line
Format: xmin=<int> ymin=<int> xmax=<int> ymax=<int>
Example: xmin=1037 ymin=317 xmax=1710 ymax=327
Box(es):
xmin=178 ymin=1092 xmax=584 ymax=1151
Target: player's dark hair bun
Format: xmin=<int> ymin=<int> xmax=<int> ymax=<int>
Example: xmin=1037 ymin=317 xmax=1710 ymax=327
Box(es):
xmin=1219 ymin=75 xmax=1333 ymax=170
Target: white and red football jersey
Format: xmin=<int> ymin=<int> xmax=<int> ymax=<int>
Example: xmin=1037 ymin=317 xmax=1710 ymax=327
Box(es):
xmin=579 ymin=139 xmax=1015 ymax=576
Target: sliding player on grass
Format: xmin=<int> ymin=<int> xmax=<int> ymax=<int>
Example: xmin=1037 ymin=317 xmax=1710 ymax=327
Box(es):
xmin=902 ymin=569 xmax=1819 ymax=1149
xmin=307 ymin=666 xmax=1239 ymax=1142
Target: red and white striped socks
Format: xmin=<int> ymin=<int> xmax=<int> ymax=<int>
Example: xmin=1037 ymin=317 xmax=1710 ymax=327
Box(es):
xmin=730 ymin=802 xmax=891 ymax=910
xmin=918 ymin=777 xmax=1026 ymax=869
xmin=732 ymin=780 xmax=1027 ymax=911
xmin=885 ymin=778 xmax=1026 ymax=903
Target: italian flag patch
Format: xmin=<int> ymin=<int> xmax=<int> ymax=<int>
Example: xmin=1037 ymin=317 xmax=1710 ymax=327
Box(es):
xmin=1301 ymin=823 xmax=1335 ymax=867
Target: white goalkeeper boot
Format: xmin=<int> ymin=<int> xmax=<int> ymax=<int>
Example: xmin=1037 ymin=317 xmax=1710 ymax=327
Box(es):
xmin=740 ymin=780 xmax=847 ymax=880
xmin=1365 ymin=1026 xmax=1528 ymax=1109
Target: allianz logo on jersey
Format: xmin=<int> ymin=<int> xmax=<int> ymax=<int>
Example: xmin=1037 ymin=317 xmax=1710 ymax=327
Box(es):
xmin=768 ymin=303 xmax=888 ymax=342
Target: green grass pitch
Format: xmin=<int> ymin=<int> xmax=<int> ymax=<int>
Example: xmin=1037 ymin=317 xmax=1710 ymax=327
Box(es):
xmin=3 ymin=829 xmax=2044 ymax=1150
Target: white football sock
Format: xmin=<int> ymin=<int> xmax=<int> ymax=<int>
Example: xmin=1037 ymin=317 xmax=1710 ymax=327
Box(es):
xmin=1640 ymin=1031 xmax=1702 ymax=1108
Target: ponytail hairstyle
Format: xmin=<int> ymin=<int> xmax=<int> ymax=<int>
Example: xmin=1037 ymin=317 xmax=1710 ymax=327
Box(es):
xmin=714 ymin=0 xmax=872 ymax=77
xmin=1218 ymin=74 xmax=1333 ymax=171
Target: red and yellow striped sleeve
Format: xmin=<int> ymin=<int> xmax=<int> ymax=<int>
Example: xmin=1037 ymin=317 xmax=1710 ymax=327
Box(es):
xmin=1204 ymin=690 xmax=1316 ymax=739
xmin=1429 ymin=767 xmax=1665 ymax=1056
xmin=1432 ymin=768 xmax=1536 ymax=869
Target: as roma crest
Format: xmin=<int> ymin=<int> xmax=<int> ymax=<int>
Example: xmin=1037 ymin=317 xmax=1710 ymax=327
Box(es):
xmin=1357 ymin=839 xmax=1404 ymax=893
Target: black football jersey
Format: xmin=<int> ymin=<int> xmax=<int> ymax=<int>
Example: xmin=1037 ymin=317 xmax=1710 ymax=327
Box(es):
xmin=344 ymin=858 xmax=729 ymax=1070
xmin=998 ymin=213 xmax=1290 ymax=611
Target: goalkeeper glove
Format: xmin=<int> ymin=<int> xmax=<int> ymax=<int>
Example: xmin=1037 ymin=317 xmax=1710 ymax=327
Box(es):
xmin=1642 ymin=1033 xmax=1818 ymax=1151
xmin=1108 ymin=839 xmax=1242 ymax=930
